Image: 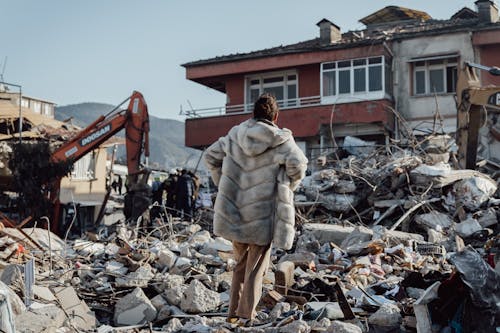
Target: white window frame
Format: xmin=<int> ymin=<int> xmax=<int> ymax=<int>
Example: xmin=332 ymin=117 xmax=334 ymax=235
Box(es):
xmin=33 ymin=101 xmax=41 ymax=114
xmin=412 ymin=57 xmax=458 ymax=96
xmin=70 ymin=152 xmax=96 ymax=180
xmin=245 ymin=70 xmax=298 ymax=110
xmin=321 ymin=56 xmax=386 ymax=104
xmin=43 ymin=103 xmax=52 ymax=116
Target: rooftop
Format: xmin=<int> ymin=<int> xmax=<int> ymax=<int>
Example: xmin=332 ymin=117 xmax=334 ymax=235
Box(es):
xmin=183 ymin=5 xmax=499 ymax=68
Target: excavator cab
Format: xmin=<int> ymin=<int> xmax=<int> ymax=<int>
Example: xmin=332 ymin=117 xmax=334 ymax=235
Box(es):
xmin=456 ymin=62 xmax=500 ymax=169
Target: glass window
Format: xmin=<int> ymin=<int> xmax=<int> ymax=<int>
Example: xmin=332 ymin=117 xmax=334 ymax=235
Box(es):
xmin=354 ymin=68 xmax=366 ymax=92
xmin=338 ymin=61 xmax=351 ymax=68
xmin=250 ymin=88 xmax=260 ymax=104
xmin=33 ymin=101 xmax=41 ymax=114
xmin=353 ymin=59 xmax=366 ymax=66
xmin=446 ymin=66 xmax=457 ymax=93
xmin=323 ymin=62 xmax=335 ymax=70
xmin=415 ymin=71 xmax=426 ymax=95
xmin=71 ymin=153 xmax=96 ymax=180
xmin=412 ymin=57 xmax=458 ymax=95
xmin=264 ymin=86 xmax=284 ymax=102
xmin=321 ymin=56 xmax=386 ymax=97
xmin=369 ymin=66 xmax=382 ymax=92
xmin=323 ymin=71 xmax=336 ymax=96
xmin=338 ymin=70 xmax=350 ymax=94
xmin=287 ymin=85 xmax=297 ymax=106
xmin=429 ymin=69 xmax=444 ymax=93
xmin=263 ymin=76 xmax=283 ymax=84
xmin=246 ymin=71 xmax=297 ymax=108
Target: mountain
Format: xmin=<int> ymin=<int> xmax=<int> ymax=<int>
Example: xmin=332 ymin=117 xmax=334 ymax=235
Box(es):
xmin=55 ymin=102 xmax=203 ymax=171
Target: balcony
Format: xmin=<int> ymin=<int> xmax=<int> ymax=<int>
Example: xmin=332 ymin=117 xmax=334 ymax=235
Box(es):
xmin=182 ymin=96 xmax=322 ymax=119
xmin=184 ymin=95 xmax=394 ymax=148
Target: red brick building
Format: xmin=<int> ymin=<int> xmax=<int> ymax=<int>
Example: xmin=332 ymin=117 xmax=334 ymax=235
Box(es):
xmin=183 ymin=1 xmax=500 ymax=162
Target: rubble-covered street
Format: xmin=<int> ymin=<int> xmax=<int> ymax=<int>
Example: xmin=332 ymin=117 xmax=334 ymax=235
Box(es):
xmin=0 ymin=133 xmax=498 ymax=333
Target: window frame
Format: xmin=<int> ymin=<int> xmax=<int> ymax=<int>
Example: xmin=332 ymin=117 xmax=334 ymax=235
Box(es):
xmin=411 ymin=57 xmax=458 ymax=96
xmin=320 ymin=56 xmax=386 ymax=103
xmin=70 ymin=151 xmax=97 ymax=181
xmin=245 ymin=70 xmax=299 ymax=110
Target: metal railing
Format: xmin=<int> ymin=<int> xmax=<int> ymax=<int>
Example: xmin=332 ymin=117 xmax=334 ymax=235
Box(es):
xmin=182 ymin=95 xmax=322 ymax=119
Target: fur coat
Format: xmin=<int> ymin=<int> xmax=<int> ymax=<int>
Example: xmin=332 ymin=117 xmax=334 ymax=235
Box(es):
xmin=204 ymin=118 xmax=308 ymax=250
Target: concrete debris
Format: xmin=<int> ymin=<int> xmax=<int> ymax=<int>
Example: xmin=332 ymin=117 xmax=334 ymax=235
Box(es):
xmin=180 ymin=279 xmax=221 ymax=313
xmin=368 ymin=303 xmax=402 ymax=328
xmin=0 ymin=134 xmax=498 ymax=332
xmin=327 ymin=320 xmax=363 ymax=333
xmin=113 ymin=287 xmax=157 ymax=326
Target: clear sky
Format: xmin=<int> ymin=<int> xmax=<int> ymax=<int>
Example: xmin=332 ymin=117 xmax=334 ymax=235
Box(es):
xmin=2 ymin=0 xmax=476 ymax=121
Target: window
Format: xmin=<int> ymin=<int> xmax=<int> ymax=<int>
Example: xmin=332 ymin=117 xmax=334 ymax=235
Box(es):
xmin=33 ymin=101 xmax=41 ymax=114
xmin=71 ymin=152 xmax=96 ymax=180
xmin=321 ymin=56 xmax=385 ymax=100
xmin=246 ymin=71 xmax=298 ymax=108
xmin=412 ymin=57 xmax=457 ymax=95
xmin=43 ymin=104 xmax=52 ymax=116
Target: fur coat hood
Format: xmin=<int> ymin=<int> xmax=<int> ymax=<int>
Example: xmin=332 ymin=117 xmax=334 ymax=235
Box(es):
xmin=204 ymin=118 xmax=308 ymax=249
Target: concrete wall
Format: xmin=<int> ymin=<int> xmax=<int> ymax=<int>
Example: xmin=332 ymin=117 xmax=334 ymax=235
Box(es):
xmin=391 ymin=32 xmax=474 ymax=134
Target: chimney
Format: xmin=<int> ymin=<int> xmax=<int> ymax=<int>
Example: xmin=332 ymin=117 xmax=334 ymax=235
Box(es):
xmin=316 ymin=19 xmax=341 ymax=46
xmin=475 ymin=0 xmax=499 ymax=23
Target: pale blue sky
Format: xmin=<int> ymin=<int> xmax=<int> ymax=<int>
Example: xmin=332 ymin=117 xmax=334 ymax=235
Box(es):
xmin=2 ymin=0 xmax=475 ymax=120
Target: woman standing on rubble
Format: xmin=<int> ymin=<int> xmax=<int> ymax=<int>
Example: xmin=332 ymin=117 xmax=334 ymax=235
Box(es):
xmin=204 ymin=93 xmax=308 ymax=326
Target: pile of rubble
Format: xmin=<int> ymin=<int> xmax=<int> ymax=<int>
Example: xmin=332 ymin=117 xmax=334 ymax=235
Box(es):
xmin=0 ymin=134 xmax=499 ymax=333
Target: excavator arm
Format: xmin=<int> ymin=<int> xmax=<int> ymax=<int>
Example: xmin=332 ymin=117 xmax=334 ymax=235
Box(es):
xmin=50 ymin=91 xmax=151 ymax=232
xmin=456 ymin=62 xmax=500 ymax=169
xmin=51 ymin=91 xmax=149 ymax=172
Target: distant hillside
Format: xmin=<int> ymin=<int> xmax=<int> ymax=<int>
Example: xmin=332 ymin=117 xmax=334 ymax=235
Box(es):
xmin=55 ymin=102 xmax=203 ymax=171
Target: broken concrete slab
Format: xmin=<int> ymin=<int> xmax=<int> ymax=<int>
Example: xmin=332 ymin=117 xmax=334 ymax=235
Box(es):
xmin=303 ymin=223 xmax=370 ymax=245
xmin=115 ymin=264 xmax=154 ymax=288
xmin=275 ymin=261 xmax=295 ymax=295
xmin=0 ymin=281 xmax=15 ymax=333
xmin=32 ymin=285 xmax=56 ymax=302
xmin=327 ymin=320 xmax=363 ymax=333
xmin=415 ymin=211 xmax=453 ymax=230
xmin=180 ymin=279 xmax=221 ymax=313
xmin=113 ymin=287 xmax=157 ymax=326
xmin=368 ymin=303 xmax=402 ymax=328
xmin=15 ymin=305 xmax=65 ymax=333
xmin=157 ymin=248 xmax=178 ymax=269
xmin=453 ymin=218 xmax=482 ymax=237
xmin=52 ymin=285 xmax=97 ymax=331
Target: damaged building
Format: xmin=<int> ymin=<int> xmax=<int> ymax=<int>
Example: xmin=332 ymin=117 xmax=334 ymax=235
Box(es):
xmin=182 ymin=1 xmax=500 ymax=165
xmin=0 ymin=88 xmax=110 ymax=234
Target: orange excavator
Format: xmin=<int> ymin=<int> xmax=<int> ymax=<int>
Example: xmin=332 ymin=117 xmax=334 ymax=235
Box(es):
xmin=49 ymin=91 xmax=151 ymax=233
xmin=456 ymin=62 xmax=500 ymax=169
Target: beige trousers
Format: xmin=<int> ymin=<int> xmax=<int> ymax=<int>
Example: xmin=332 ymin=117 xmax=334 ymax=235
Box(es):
xmin=228 ymin=241 xmax=272 ymax=320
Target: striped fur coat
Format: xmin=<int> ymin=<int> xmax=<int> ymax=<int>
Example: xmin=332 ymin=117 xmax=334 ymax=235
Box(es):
xmin=204 ymin=118 xmax=308 ymax=250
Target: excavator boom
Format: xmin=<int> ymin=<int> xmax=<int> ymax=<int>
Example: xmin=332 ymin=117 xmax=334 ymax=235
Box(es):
xmin=456 ymin=62 xmax=500 ymax=169
xmin=50 ymin=91 xmax=151 ymax=233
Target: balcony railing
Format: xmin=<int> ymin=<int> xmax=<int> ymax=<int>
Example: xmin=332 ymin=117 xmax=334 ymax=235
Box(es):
xmin=182 ymin=95 xmax=321 ymax=119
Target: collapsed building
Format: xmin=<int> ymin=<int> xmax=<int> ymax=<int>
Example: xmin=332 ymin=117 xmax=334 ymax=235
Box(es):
xmin=0 ymin=89 xmax=110 ymax=235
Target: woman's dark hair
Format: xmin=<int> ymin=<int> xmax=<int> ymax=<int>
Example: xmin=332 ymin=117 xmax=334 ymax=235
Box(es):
xmin=253 ymin=93 xmax=279 ymax=121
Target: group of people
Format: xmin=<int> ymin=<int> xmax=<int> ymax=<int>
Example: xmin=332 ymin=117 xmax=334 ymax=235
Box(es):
xmin=150 ymin=168 xmax=200 ymax=222
xmin=111 ymin=175 xmax=123 ymax=195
